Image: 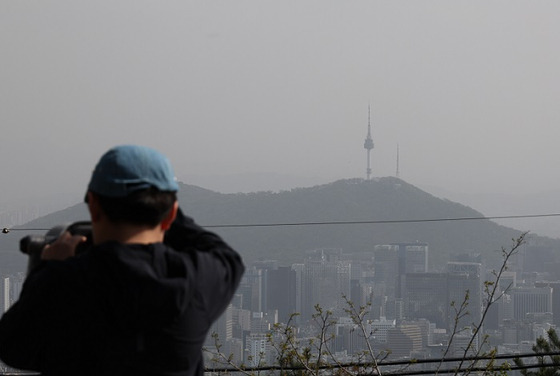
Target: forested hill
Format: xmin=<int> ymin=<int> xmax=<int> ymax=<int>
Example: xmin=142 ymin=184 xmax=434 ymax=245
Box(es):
xmin=1 ymin=177 xmax=552 ymax=273
xmin=176 ymin=177 xmax=529 ymax=269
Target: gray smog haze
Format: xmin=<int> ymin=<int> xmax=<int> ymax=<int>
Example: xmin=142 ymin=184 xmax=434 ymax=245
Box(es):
xmin=2 ymin=1 xmax=560 ymax=236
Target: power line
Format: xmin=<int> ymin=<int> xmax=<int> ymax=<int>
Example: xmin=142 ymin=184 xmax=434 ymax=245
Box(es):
xmin=204 ymin=213 xmax=560 ymax=229
xmin=204 ymin=350 xmax=560 ymax=374
xmin=3 ymin=212 xmax=560 ymax=233
xmin=2 ymin=228 xmax=52 ymax=233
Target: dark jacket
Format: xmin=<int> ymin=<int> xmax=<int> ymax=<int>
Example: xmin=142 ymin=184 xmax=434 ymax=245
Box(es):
xmin=0 ymin=209 xmax=245 ymax=376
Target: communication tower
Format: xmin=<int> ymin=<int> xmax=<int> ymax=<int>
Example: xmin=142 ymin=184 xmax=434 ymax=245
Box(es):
xmin=363 ymin=106 xmax=374 ymax=180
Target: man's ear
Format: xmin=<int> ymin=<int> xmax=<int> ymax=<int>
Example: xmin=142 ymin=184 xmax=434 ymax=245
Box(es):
xmin=86 ymin=192 xmax=102 ymax=223
xmin=161 ymin=201 xmax=179 ymax=231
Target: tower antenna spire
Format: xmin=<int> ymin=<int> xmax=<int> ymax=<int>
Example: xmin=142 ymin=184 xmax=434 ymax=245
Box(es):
xmin=363 ymin=105 xmax=374 ymax=180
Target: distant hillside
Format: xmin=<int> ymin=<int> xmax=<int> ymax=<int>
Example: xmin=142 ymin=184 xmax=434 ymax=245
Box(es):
xmin=1 ymin=177 xmax=554 ymax=274
xmin=176 ymin=177 xmax=531 ymax=269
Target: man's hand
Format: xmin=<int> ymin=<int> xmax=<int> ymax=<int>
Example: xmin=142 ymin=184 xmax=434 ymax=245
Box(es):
xmin=41 ymin=232 xmax=87 ymax=261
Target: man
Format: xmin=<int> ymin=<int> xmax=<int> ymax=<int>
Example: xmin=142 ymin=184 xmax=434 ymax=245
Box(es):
xmin=0 ymin=145 xmax=245 ymax=375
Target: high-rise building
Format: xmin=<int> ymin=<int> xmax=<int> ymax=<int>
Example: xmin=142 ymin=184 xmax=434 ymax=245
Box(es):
xmin=205 ymin=303 xmax=233 ymax=347
xmin=401 ymin=319 xmax=434 ymax=348
xmin=373 ymin=245 xmax=399 ymax=299
xmin=237 ymin=261 xmax=297 ymax=324
xmin=292 ymin=263 xmax=304 ymax=322
xmin=386 ymin=325 xmax=423 ymax=359
xmin=301 ymin=249 xmax=351 ymax=319
xmin=404 ymin=244 xmax=429 ymax=274
xmin=370 ymin=317 xmax=396 ymax=343
xmin=447 ymin=262 xmax=483 ymax=331
xmin=535 ymin=281 xmax=560 ymax=328
xmin=267 ymin=266 xmax=296 ymax=324
xmin=499 ymin=271 xmax=517 ymax=293
xmin=333 ymin=316 xmax=371 ymax=355
xmin=404 ymin=273 xmax=448 ymax=328
xmin=246 ymin=333 xmax=275 ymax=367
xmin=236 ymin=267 xmax=264 ymax=312
xmin=374 ymin=242 xmax=428 ymax=300
xmin=231 ymin=307 xmax=251 ymax=338
xmin=511 ymin=286 xmax=553 ymax=321
xmin=450 ymin=330 xmax=479 ymax=357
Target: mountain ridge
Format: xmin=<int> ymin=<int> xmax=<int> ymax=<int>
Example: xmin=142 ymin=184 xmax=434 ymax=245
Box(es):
xmin=1 ymin=177 xmax=553 ymax=274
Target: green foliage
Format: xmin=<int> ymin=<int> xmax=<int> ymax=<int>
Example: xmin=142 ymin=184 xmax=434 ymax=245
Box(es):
xmin=267 ymin=305 xmax=339 ymax=376
xmin=514 ymin=328 xmax=560 ymax=376
xmin=447 ymin=234 xmax=527 ymax=376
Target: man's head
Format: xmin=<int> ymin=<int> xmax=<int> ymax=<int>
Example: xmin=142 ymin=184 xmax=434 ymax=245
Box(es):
xmin=86 ymin=145 xmax=179 ymax=228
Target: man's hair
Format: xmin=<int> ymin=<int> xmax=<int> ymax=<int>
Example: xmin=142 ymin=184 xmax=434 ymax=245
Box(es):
xmin=91 ymin=188 xmax=177 ymax=227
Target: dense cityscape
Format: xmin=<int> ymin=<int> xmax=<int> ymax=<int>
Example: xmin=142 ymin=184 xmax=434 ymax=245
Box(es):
xmin=198 ymin=237 xmax=558 ymax=371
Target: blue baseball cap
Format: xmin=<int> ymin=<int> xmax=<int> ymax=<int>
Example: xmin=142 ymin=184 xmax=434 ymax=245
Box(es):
xmin=87 ymin=145 xmax=179 ymax=197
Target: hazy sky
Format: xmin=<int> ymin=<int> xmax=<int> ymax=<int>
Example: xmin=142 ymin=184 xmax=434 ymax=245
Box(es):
xmin=2 ymin=1 xmax=560 ymax=225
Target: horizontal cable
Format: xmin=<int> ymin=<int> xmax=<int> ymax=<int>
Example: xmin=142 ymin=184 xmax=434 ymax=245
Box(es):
xmin=2 ymin=228 xmax=52 ymax=233
xmin=205 ymin=213 xmax=560 ymax=229
xmin=3 ymin=213 xmax=560 ymax=234
xmin=378 ymin=362 xmax=556 ymax=376
xmin=204 ymin=350 xmax=560 ymax=374
xmin=0 ymin=353 xmax=556 ymax=376
xmin=0 ymin=362 xmax=552 ymax=376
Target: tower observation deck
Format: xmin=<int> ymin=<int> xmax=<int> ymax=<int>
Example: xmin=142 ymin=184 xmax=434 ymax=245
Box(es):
xmin=364 ymin=106 xmax=374 ymax=180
